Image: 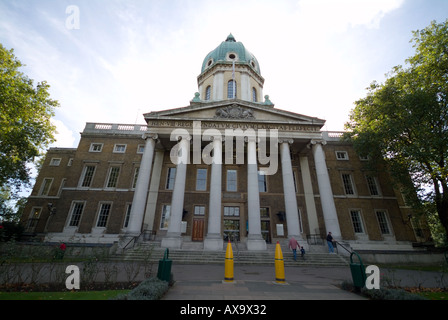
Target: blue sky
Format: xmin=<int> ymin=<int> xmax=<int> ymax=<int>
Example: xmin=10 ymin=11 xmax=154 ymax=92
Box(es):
xmin=1 ymin=0 xmax=448 ymax=149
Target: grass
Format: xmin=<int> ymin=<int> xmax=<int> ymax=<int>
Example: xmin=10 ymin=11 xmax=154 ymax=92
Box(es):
xmin=0 ymin=290 xmax=130 ymax=300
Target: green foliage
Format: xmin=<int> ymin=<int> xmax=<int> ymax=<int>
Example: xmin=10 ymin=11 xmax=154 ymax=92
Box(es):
xmin=360 ymin=287 xmax=427 ymax=300
xmin=113 ymin=277 xmax=169 ymax=300
xmin=0 ymin=221 xmax=24 ymax=242
xmin=0 ymin=43 xmax=59 ymax=194
xmin=344 ymin=19 xmax=448 ymax=242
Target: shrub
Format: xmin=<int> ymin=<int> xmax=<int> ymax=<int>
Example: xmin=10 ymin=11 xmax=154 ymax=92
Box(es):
xmin=113 ymin=277 xmax=169 ymax=300
xmin=360 ymin=287 xmax=427 ymax=300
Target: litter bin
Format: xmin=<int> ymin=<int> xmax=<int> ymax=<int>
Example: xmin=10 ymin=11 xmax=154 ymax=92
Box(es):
xmin=157 ymin=249 xmax=172 ymax=282
xmin=349 ymin=251 xmax=366 ymax=289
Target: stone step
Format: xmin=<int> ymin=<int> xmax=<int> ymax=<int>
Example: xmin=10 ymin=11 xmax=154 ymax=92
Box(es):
xmin=113 ymin=242 xmax=349 ymax=267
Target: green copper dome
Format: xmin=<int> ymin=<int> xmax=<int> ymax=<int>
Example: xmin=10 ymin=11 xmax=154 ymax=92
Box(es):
xmin=201 ymin=34 xmax=261 ymax=75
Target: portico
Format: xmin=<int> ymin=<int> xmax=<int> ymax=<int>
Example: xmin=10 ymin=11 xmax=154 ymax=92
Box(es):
xmin=123 ymin=99 xmax=342 ymax=250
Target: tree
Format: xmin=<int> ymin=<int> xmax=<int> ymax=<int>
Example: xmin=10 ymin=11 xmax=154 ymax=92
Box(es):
xmin=0 ymin=44 xmax=59 ymax=199
xmin=344 ymin=20 xmax=448 ymax=244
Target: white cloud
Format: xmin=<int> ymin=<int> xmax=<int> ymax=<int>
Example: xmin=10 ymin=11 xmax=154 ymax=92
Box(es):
xmin=51 ymin=119 xmax=76 ymax=148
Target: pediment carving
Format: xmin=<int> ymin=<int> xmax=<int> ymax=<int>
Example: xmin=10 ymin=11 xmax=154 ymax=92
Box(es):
xmin=214 ymin=104 xmax=255 ymax=119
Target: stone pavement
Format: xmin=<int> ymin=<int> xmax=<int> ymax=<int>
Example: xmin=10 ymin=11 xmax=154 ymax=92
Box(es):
xmin=164 ymin=264 xmax=356 ymax=300
xmin=161 ymin=264 xmax=446 ymax=300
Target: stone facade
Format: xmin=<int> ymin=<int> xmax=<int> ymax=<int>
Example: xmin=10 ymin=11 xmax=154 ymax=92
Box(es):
xmin=20 ymin=35 xmax=430 ymax=251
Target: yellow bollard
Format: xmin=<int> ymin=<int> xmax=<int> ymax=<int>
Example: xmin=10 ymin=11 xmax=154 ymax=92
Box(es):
xmin=224 ymin=240 xmax=234 ymax=282
xmin=275 ymin=241 xmax=286 ymax=284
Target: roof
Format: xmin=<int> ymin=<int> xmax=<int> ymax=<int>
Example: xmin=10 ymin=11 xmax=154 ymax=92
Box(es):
xmin=200 ymin=34 xmax=261 ymax=75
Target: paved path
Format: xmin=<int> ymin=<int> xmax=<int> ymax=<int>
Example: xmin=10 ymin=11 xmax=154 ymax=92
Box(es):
xmin=161 ymin=264 xmax=446 ymax=300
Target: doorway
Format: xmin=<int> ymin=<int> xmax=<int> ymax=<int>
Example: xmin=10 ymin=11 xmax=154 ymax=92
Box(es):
xmin=192 ymin=219 xmax=205 ymax=241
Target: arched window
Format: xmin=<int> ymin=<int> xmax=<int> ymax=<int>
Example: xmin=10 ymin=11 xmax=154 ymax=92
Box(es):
xmin=205 ymin=86 xmax=211 ymax=100
xmin=252 ymin=87 xmax=257 ymax=102
xmin=228 ymin=80 xmax=237 ymax=99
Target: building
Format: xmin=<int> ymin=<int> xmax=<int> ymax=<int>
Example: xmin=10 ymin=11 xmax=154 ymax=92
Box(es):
xmin=21 ymin=34 xmax=428 ymax=252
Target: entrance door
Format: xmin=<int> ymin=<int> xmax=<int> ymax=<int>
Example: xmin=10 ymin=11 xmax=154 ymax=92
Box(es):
xmin=192 ymin=219 xmax=205 ymax=241
xmin=261 ymin=221 xmax=271 ymax=243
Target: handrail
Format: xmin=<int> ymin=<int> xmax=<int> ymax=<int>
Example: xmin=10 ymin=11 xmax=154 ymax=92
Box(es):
xmin=334 ymin=240 xmax=352 ymax=255
xmin=122 ymin=230 xmax=156 ymax=250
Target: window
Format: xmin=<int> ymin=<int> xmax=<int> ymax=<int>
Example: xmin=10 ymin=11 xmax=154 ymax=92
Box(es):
xmin=224 ymin=206 xmax=240 ymax=217
xmin=123 ymin=204 xmax=132 ymax=228
xmin=252 ymin=87 xmax=257 ymax=102
xmin=336 ymin=151 xmax=349 ymax=160
xmin=376 ymin=210 xmax=391 ymax=235
xmin=39 ymin=178 xmax=53 ymax=196
xmin=68 ymin=158 xmax=74 ymax=166
xmin=68 ymin=201 xmax=84 ymax=227
xmin=26 ymin=207 xmax=42 ymax=232
xmin=228 ymin=80 xmax=237 ymax=99
xmin=350 ymin=210 xmax=364 ymax=233
xmin=258 ymin=171 xmax=267 ymax=192
xmin=166 ymin=168 xmax=176 ymax=190
xmin=366 ymin=175 xmax=380 ymax=196
xmin=96 ymin=203 xmax=111 ymax=228
xmin=113 ymin=144 xmax=127 ymax=153
xmin=359 ymin=155 xmax=369 ymax=161
xmin=260 ymin=207 xmax=270 ymax=218
xmin=80 ymin=165 xmax=96 ymax=188
xmin=226 ymin=169 xmax=237 ymax=191
xmin=194 ymin=205 xmax=205 ymax=216
xmin=342 ymin=173 xmax=355 ymax=195
xmin=132 ymin=167 xmax=140 ymax=189
xmin=106 ymin=167 xmax=120 ymax=188
xmin=137 ymin=144 xmax=145 ymax=154
xmin=293 ymin=170 xmax=298 ymax=193
xmin=196 ymin=169 xmax=207 ymax=191
xmin=89 ymin=143 xmax=103 ymax=152
xmin=205 ymin=86 xmax=211 ymax=100
xmin=50 ymin=158 xmax=61 ymax=166
xmin=160 ymin=205 xmax=171 ymax=229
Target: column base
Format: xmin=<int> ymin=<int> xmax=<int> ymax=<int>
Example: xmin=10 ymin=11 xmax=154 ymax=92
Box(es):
xmin=204 ymin=235 xmax=224 ymax=251
xmin=161 ymin=236 xmax=182 ymax=249
xmin=247 ymin=238 xmax=267 ymax=251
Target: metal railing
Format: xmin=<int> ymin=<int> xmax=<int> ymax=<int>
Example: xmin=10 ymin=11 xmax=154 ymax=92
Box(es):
xmin=122 ymin=230 xmax=156 ymax=250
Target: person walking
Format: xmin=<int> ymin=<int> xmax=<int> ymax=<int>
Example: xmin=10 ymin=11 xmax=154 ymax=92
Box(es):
xmin=326 ymin=232 xmax=335 ymax=254
xmin=288 ymin=237 xmax=300 ymax=261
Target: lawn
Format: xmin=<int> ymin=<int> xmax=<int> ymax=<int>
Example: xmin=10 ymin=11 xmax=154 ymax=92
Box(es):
xmin=0 ymin=289 xmax=130 ymax=300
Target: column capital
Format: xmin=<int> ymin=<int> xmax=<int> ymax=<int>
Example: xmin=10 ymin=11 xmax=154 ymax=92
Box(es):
xmin=279 ymin=138 xmax=294 ymax=145
xmin=208 ymin=135 xmax=223 ymax=142
xmin=308 ymin=139 xmax=327 ymax=148
xmin=176 ymin=134 xmax=192 ymax=142
xmin=142 ymin=133 xmax=158 ymax=141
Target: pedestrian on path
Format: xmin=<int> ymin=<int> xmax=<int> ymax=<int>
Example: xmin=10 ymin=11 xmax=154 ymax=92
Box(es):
xmin=326 ymin=232 xmax=335 ymax=253
xmin=288 ymin=237 xmax=300 ymax=261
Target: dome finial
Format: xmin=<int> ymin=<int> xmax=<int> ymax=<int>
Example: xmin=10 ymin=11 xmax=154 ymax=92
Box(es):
xmin=226 ymin=33 xmax=236 ymax=42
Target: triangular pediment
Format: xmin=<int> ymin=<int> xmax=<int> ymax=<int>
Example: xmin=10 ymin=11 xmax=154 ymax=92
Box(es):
xmin=144 ymin=99 xmax=325 ymax=128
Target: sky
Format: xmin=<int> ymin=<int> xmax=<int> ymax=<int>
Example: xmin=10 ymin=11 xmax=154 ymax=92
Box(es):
xmin=1 ymin=0 xmax=448 ymax=150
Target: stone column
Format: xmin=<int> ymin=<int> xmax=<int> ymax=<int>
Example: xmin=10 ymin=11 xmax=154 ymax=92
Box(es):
xmin=204 ymin=136 xmax=224 ymax=250
xmin=246 ymin=136 xmax=266 ymax=250
xmin=126 ymin=133 xmax=157 ymax=236
xmin=310 ymin=139 xmax=342 ymax=239
xmin=299 ymin=155 xmax=320 ymax=235
xmin=161 ymin=135 xmax=190 ymax=249
xmin=279 ymin=140 xmax=303 ymax=242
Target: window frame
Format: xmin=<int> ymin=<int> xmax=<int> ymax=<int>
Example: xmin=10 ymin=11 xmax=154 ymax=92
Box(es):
xmin=195 ymin=168 xmax=208 ymax=191
xmin=96 ymin=202 xmax=112 ymax=228
xmin=79 ymin=165 xmax=96 ymax=188
xmin=166 ymin=167 xmax=176 ymax=190
xmin=226 ymin=169 xmax=238 ymax=192
xmin=68 ymin=201 xmax=85 ymax=227
xmin=341 ymin=173 xmax=356 ymax=195
xmin=89 ymin=143 xmax=103 ymax=152
xmin=350 ymin=209 xmax=366 ymax=234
